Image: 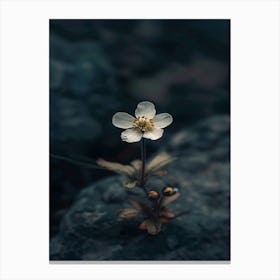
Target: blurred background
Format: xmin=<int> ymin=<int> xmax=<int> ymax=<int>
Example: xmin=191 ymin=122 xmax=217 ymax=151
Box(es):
xmin=50 ymin=20 xmax=230 ymax=240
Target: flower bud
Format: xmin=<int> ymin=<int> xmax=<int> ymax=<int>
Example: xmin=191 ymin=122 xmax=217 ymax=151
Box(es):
xmin=148 ymin=190 xmax=160 ymax=200
xmin=162 ymin=186 xmax=178 ymax=196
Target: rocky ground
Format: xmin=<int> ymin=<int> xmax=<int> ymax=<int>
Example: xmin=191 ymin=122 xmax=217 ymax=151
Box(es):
xmin=50 ymin=115 xmax=230 ymax=261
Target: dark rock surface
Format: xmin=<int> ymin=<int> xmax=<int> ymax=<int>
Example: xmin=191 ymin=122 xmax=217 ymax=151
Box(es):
xmin=50 ymin=116 xmax=230 ymax=261
xmin=50 ymin=34 xmax=123 ymax=153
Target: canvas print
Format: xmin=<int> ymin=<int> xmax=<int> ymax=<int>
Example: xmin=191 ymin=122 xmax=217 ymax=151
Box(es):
xmin=50 ymin=19 xmax=230 ymax=261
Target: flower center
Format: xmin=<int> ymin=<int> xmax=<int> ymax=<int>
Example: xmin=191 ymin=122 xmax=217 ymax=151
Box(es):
xmin=133 ymin=117 xmax=154 ymax=132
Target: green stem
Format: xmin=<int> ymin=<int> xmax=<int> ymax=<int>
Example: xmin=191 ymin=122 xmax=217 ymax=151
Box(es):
xmin=140 ymin=138 xmax=147 ymax=191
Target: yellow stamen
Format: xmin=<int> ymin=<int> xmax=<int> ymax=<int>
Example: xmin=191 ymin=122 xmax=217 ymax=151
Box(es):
xmin=133 ymin=117 xmax=154 ymax=132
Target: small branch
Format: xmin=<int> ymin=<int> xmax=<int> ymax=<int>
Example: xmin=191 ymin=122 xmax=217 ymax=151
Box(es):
xmin=156 ymin=196 xmax=163 ymax=215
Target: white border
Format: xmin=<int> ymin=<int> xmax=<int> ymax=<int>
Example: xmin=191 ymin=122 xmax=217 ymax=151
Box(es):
xmin=1 ymin=0 xmax=279 ymax=279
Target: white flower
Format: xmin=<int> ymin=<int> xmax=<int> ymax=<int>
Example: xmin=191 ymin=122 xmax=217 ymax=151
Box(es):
xmin=112 ymin=101 xmax=173 ymax=143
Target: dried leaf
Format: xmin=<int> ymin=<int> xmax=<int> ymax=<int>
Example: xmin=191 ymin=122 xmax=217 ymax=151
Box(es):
xmin=117 ymin=208 xmax=139 ymax=219
xmin=130 ymin=160 xmax=142 ymax=172
xmin=139 ymin=220 xmax=148 ymax=230
xmin=123 ymin=180 xmax=137 ymax=189
xmin=150 ymin=169 xmax=168 ymax=177
xmin=159 ymin=217 xmax=170 ymax=224
xmin=146 ymin=152 xmax=176 ymax=173
xmin=51 ymin=154 xmax=103 ymax=169
xmin=146 ymin=219 xmax=161 ymax=235
xmin=159 ymin=210 xmax=175 ymax=218
xmin=128 ymin=198 xmax=153 ymax=216
xmin=96 ymin=158 xmax=135 ymax=177
xmin=161 ymin=192 xmax=181 ymax=206
xmin=128 ymin=198 xmax=142 ymax=210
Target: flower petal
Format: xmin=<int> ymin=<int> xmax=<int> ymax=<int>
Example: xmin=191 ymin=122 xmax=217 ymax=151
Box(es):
xmin=121 ymin=128 xmax=142 ymax=143
xmin=135 ymin=101 xmax=156 ymax=119
xmin=143 ymin=128 xmax=163 ymax=140
xmin=112 ymin=112 xmax=135 ymax=129
xmin=153 ymin=113 xmax=173 ymax=128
